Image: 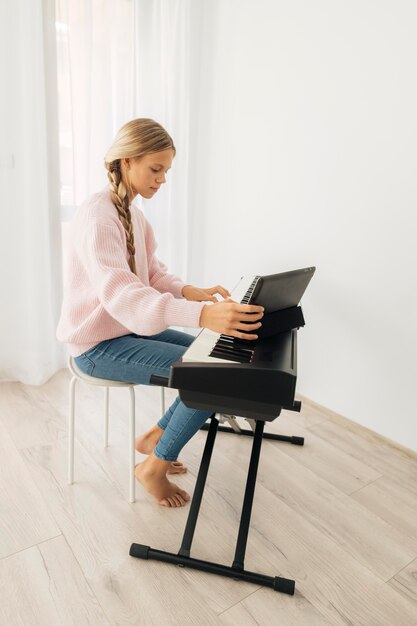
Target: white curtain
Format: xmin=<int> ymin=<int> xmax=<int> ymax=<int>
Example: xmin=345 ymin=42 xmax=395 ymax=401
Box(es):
xmin=132 ymin=0 xmax=198 ymax=279
xmin=56 ymin=0 xmax=198 ymax=278
xmin=0 ymin=0 xmax=64 ymax=384
xmin=55 ymin=0 xmax=136 ymax=210
xmin=0 ymin=0 xmax=201 ymax=383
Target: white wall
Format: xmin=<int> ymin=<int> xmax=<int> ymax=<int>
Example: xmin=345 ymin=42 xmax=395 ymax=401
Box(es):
xmin=190 ymin=0 xmax=417 ymax=450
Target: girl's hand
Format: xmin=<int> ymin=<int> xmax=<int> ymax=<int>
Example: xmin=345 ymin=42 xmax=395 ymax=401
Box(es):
xmin=182 ymin=284 xmax=231 ymax=302
xmin=199 ymin=301 xmax=264 ymax=340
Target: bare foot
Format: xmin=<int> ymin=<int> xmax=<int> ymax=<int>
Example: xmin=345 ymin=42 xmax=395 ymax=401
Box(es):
xmin=135 ymin=457 xmax=190 ymax=507
xmin=135 ymin=427 xmax=188 ymax=475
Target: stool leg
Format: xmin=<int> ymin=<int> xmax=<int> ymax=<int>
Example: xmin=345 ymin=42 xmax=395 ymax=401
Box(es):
xmin=104 ymin=387 xmax=109 ymax=447
xmin=68 ymin=376 xmax=77 ymax=484
xmin=160 ymin=387 xmax=165 ymax=415
xmin=129 ymin=386 xmax=136 ymax=503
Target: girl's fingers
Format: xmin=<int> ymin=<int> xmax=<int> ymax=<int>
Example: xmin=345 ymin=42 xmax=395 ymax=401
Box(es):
xmin=238 ymin=312 xmax=264 ymax=321
xmin=196 ymin=290 xmax=217 ymax=302
xmin=233 ymin=322 xmax=262 ymax=332
xmin=230 ymin=331 xmax=258 ymax=340
xmin=229 ymin=312 xmax=263 ymax=324
xmin=208 ymin=285 xmax=231 ymax=299
xmin=234 ymin=304 xmax=264 ymax=314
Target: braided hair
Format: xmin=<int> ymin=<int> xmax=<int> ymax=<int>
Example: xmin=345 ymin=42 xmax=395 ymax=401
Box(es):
xmin=104 ymin=119 xmax=176 ymax=274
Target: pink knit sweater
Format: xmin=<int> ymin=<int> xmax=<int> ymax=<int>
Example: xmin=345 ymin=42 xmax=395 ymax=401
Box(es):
xmin=56 ymin=188 xmax=205 ymax=357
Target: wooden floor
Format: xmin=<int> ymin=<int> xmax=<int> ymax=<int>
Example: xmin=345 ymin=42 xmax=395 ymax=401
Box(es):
xmin=1 ymin=370 xmax=417 ymax=625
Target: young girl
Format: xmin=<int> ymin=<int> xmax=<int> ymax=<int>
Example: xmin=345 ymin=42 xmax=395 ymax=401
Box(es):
xmin=56 ymin=118 xmax=264 ymax=508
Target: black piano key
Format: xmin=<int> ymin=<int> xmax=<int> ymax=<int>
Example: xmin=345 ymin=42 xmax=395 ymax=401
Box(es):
xmin=216 ymin=336 xmax=239 ymax=346
xmin=219 ymin=335 xmax=250 ymax=345
xmin=210 ymin=351 xmax=252 ymax=363
xmin=208 ymin=351 xmax=250 ymax=363
xmin=209 ymin=350 xmax=252 ymax=363
xmin=233 ymin=336 xmax=258 ymax=345
xmin=214 ymin=337 xmax=254 ymax=351
xmin=215 ymin=347 xmax=253 ymax=360
xmin=240 ymin=276 xmax=260 ymax=305
xmin=215 ymin=345 xmax=249 ymax=355
xmin=215 ymin=336 xmax=258 ymax=352
xmin=211 ymin=346 xmax=253 ymax=360
xmin=216 ymin=339 xmax=251 ymax=351
xmin=210 ymin=343 xmax=254 ymax=356
xmin=218 ymin=335 xmax=256 ymax=348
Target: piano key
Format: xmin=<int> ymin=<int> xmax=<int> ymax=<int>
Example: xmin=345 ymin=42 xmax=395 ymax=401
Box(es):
xmin=214 ymin=343 xmax=254 ymax=354
xmin=210 ymin=345 xmax=253 ymax=360
xmin=214 ymin=347 xmax=253 ymax=358
xmin=209 ymin=350 xmax=252 ymax=363
xmin=210 ymin=340 xmax=254 ymax=353
xmin=206 ymin=351 xmax=249 ymax=363
xmin=217 ymin=334 xmax=254 ymax=346
xmin=218 ymin=335 xmax=257 ymax=350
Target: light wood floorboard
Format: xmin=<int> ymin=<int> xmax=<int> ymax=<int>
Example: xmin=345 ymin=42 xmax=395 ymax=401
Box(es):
xmin=267 ymin=412 xmax=383 ymax=495
xmin=309 ymin=418 xmax=417 ymax=489
xmin=218 ymin=587 xmax=331 ymax=625
xmin=1 ymin=372 xmax=417 ymax=624
xmin=200 ymin=443 xmax=417 ymax=624
xmin=389 ymin=557 xmax=417 ymax=605
xmin=256 ymin=440 xmax=417 ymax=580
xmin=0 ymin=536 xmax=110 ymax=626
xmin=352 ymin=475 xmax=417 ymax=543
xmin=0 ymin=418 xmax=60 ymax=559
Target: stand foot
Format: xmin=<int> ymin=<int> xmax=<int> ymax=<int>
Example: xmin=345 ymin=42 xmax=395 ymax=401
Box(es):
xmin=129 ymin=544 xmax=295 ymax=595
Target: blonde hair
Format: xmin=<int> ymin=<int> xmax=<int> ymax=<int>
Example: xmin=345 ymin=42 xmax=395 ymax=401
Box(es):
xmin=104 ymin=118 xmax=175 ymax=274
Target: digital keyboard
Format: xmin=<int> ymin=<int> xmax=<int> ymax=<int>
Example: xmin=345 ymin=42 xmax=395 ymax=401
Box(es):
xmin=137 ymin=273 xmax=307 ymax=595
xmin=168 ymin=275 xmax=299 ymax=420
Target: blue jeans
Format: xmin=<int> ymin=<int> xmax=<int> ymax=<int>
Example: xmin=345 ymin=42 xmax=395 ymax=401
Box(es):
xmin=74 ymin=330 xmax=213 ymax=462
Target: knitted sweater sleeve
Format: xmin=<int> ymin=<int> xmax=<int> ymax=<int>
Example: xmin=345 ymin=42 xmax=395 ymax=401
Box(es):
xmin=77 ymin=221 xmax=204 ymax=336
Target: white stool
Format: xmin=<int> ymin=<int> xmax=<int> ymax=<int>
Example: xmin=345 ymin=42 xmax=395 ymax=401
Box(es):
xmin=67 ymin=356 xmax=166 ymax=503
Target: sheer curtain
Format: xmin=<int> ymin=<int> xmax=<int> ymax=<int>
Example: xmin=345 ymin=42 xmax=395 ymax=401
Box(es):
xmin=55 ymin=0 xmax=136 ymax=211
xmin=56 ymin=0 xmax=199 ymax=277
xmin=0 ymin=0 xmax=200 ymax=384
xmin=0 ymin=0 xmax=64 ymax=384
xmin=132 ymin=0 xmax=198 ymax=278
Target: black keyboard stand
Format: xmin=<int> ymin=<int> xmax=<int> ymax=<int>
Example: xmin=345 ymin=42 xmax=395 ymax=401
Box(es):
xmin=130 ymin=412 xmax=296 ymax=594
xmin=200 ymin=414 xmax=304 ymax=446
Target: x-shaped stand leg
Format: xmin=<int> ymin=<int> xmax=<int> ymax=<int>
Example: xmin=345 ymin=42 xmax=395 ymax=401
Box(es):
xmin=130 ymin=414 xmax=295 ymax=594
